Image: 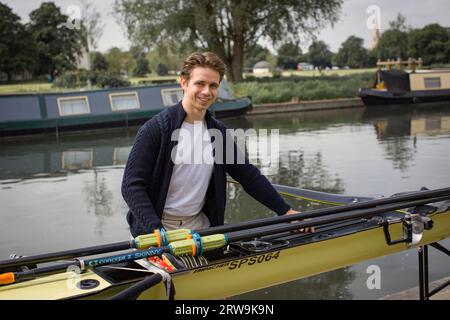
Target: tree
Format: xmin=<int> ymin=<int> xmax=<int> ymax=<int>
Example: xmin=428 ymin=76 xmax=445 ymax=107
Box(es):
xmin=28 ymin=2 xmax=82 ymax=79
xmin=374 ymin=29 xmax=409 ymax=60
xmin=388 ymin=13 xmax=409 ymax=32
xmin=129 ymin=46 xmax=150 ymax=76
xmin=373 ymin=13 xmax=409 ymax=60
xmin=244 ymin=43 xmax=271 ymax=70
xmin=80 ymin=0 xmax=104 ymax=52
xmin=307 ymin=41 xmax=333 ymax=69
xmin=0 ymin=3 xmax=36 ymax=81
xmin=114 ymin=0 xmax=343 ymax=81
xmin=334 ymin=36 xmax=368 ymax=68
xmin=133 ymin=57 xmax=150 ymax=76
xmin=90 ymin=52 xmax=109 ymax=71
xmin=156 ymin=63 xmax=168 ymax=76
xmin=146 ymin=40 xmax=197 ymax=73
xmin=277 ymin=42 xmax=303 ymax=70
xmin=408 ymin=24 xmax=450 ymax=65
xmin=104 ymin=47 xmax=134 ymax=76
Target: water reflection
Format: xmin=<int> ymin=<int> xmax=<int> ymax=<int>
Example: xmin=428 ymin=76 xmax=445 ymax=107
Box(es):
xmin=0 ymin=131 xmax=136 ymax=181
xmin=362 ymin=105 xmax=450 ymax=138
xmin=234 ymin=108 xmax=364 ymax=133
xmin=361 ymin=105 xmax=450 ymax=172
xmin=82 ymin=168 xmax=114 ymax=236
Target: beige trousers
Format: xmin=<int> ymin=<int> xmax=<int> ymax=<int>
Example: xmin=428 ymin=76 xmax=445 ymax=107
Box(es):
xmin=161 ymin=212 xmax=211 ymax=231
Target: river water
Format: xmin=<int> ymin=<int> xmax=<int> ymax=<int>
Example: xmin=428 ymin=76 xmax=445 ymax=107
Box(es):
xmin=1 ymin=104 xmax=449 ymax=299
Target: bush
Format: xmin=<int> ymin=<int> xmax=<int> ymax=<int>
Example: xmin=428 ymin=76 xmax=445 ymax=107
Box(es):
xmin=156 ymin=64 xmax=169 ymax=76
xmin=231 ymin=72 xmax=374 ymax=104
xmin=95 ymin=73 xmax=131 ymax=88
xmin=53 ymin=70 xmax=94 ymax=88
xmin=53 ymin=70 xmax=131 ymax=89
xmin=133 ymin=58 xmax=150 ymax=77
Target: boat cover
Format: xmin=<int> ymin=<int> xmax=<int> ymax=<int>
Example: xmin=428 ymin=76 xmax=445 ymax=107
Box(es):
xmin=380 ymin=70 xmax=411 ymax=93
xmin=218 ymin=79 xmax=234 ymax=100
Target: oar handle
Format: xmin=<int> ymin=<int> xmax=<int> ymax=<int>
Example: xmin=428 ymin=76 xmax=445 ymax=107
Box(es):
xmin=0 ymin=229 xmax=192 ymax=270
xmin=0 ymin=272 xmax=15 ymax=285
xmin=0 ymin=241 xmax=132 ymax=270
xmin=169 ymin=234 xmax=227 ymax=256
xmin=0 ymin=247 xmax=171 ymax=286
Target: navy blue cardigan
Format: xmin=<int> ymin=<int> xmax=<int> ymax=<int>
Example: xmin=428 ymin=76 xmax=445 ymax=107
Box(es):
xmin=121 ymin=102 xmax=291 ymax=237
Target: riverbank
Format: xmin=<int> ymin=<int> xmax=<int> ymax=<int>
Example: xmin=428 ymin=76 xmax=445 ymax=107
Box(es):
xmin=248 ymin=97 xmax=364 ymax=115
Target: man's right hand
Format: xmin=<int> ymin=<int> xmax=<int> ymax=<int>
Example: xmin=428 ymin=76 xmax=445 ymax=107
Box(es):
xmin=284 ymin=209 xmax=315 ymax=233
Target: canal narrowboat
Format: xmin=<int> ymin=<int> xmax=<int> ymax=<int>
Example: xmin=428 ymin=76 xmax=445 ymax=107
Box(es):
xmin=0 ymin=81 xmax=252 ymax=137
xmin=359 ymin=58 xmax=450 ymax=107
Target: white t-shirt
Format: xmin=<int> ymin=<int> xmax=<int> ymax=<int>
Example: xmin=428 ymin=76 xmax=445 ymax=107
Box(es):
xmin=164 ymin=120 xmax=214 ymax=216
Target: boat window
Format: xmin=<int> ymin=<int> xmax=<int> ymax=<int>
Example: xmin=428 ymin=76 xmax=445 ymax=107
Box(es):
xmin=424 ymin=77 xmax=441 ymax=89
xmin=109 ymin=92 xmax=140 ymax=111
xmin=62 ymin=150 xmax=93 ymax=170
xmin=113 ymin=146 xmax=132 ymax=165
xmin=161 ymin=88 xmax=184 ymax=106
xmin=57 ymin=96 xmax=90 ymax=116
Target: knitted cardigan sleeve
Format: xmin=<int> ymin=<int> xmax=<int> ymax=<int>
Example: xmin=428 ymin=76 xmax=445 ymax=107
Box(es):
xmin=121 ymin=120 xmax=163 ymax=232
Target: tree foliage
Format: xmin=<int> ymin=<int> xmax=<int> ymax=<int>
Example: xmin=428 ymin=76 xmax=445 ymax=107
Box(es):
xmin=408 ymin=24 xmax=450 ymax=65
xmin=373 ymin=13 xmax=409 ymax=61
xmin=156 ymin=63 xmax=169 ymax=76
xmin=133 ymin=57 xmax=150 ymax=76
xmin=0 ymin=3 xmax=36 ymax=81
xmin=28 ymin=2 xmax=82 ymax=79
xmin=334 ymin=36 xmax=368 ymax=68
xmin=277 ymin=42 xmax=303 ymax=70
xmin=307 ymin=41 xmax=333 ymax=69
xmin=104 ymin=47 xmax=134 ymax=75
xmin=374 ymin=13 xmax=450 ymax=65
xmin=374 ymin=29 xmax=409 ymax=60
xmin=114 ymin=0 xmax=343 ymax=81
xmin=80 ymin=0 xmax=104 ymax=52
xmin=388 ymin=13 xmax=409 ymax=32
xmin=244 ymin=44 xmax=271 ymax=69
xmin=91 ymin=52 xmax=109 ymax=71
xmin=146 ymin=40 xmax=196 ymax=73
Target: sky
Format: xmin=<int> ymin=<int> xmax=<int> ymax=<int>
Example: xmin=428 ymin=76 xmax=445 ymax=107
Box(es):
xmin=3 ymin=0 xmax=450 ymax=53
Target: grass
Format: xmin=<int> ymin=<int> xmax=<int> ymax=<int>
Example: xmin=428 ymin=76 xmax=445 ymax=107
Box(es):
xmin=0 ymin=82 xmax=54 ymax=94
xmin=231 ymin=72 xmax=375 ymax=104
xmin=280 ymin=68 xmax=376 ymax=77
xmin=129 ymin=75 xmax=178 ymax=85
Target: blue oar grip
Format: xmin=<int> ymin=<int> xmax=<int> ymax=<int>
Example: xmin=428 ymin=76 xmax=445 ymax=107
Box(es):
xmin=159 ymin=228 xmax=169 ymax=246
xmin=191 ymin=233 xmax=203 ymax=256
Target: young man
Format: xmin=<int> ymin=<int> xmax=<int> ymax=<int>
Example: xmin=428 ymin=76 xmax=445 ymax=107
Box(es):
xmin=122 ymin=52 xmax=300 ymax=237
